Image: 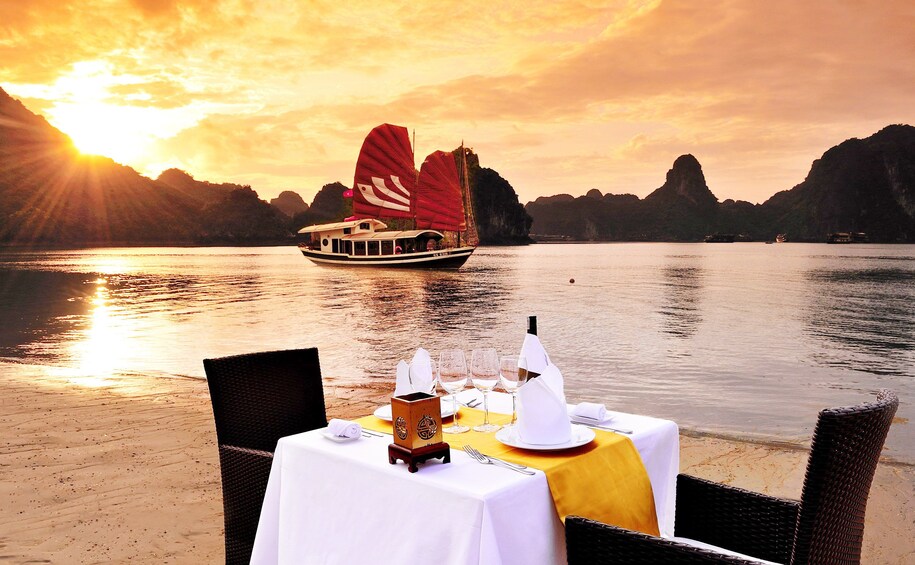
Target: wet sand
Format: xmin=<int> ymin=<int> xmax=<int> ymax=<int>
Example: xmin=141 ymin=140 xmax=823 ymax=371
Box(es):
xmin=1 ymin=363 xmax=912 ymax=563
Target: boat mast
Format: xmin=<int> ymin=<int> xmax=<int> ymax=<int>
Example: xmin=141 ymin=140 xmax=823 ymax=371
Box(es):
xmin=460 ymin=142 xmax=479 ymax=247
xmin=411 ymin=128 xmax=417 ymax=230
xmin=458 ymin=141 xmax=463 ymax=248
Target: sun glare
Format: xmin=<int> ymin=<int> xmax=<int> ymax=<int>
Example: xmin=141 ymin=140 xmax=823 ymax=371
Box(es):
xmin=53 ymin=101 xmax=154 ymax=164
xmin=15 ymin=60 xmax=206 ymax=168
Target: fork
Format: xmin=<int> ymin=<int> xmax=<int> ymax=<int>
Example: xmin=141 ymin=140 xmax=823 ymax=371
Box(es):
xmin=462 ymin=446 xmax=535 ymax=475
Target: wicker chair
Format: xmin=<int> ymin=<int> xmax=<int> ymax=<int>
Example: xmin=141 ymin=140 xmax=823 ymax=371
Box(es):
xmin=566 ymin=389 xmax=898 ymax=564
xmin=204 ymin=348 xmax=328 ymax=565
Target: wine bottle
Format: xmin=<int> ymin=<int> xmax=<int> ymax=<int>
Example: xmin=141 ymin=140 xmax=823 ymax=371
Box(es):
xmin=523 ymin=315 xmax=540 ymax=380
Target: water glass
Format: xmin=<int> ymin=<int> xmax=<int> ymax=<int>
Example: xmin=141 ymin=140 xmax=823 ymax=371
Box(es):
xmin=438 ymin=349 xmax=469 ymax=434
xmin=470 ymin=348 xmax=500 ymax=433
xmin=500 ymin=356 xmax=527 ymax=427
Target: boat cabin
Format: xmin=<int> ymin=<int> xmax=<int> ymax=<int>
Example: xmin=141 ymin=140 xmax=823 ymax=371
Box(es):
xmin=298 ymin=219 xmax=445 ymax=257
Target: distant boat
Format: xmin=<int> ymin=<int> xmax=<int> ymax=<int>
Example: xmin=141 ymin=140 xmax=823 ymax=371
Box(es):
xmin=297 ymin=124 xmax=477 ymax=269
xmin=704 ymin=233 xmax=736 ymax=243
xmin=776 ymin=233 xmax=787 ymax=243
xmin=827 ymin=232 xmax=868 ymax=244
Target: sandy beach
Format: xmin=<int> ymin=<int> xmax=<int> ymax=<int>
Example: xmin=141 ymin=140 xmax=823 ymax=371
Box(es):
xmin=1 ymin=363 xmax=912 ymax=564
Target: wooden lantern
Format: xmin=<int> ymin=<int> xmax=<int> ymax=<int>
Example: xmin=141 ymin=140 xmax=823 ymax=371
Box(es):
xmin=387 ymin=392 xmax=450 ymax=472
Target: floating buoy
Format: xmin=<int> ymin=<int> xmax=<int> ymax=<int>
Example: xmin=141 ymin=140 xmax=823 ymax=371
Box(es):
xmin=569 ymin=278 xmax=575 ymax=284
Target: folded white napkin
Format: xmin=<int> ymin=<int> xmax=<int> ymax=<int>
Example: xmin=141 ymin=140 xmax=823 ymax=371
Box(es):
xmin=572 ymin=402 xmax=607 ymax=422
xmin=408 ymin=348 xmax=435 ymax=394
xmin=517 ymin=363 xmax=572 ymax=445
xmin=394 ymin=348 xmax=436 ymax=396
xmin=327 ymin=418 xmax=362 ymax=439
xmin=519 ymin=333 xmax=550 ymax=376
xmin=394 ymin=360 xmax=412 ymax=396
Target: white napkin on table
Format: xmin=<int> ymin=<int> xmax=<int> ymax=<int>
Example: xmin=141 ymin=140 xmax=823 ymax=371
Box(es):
xmin=408 ymin=348 xmax=435 ymax=394
xmin=393 ymin=348 xmax=435 ymax=397
xmin=517 ymin=363 xmax=572 ymax=445
xmin=327 ymin=418 xmax=362 ymax=439
xmin=394 ymin=360 xmax=412 ymax=396
xmin=572 ymin=402 xmax=607 ymax=422
xmin=519 ymin=333 xmax=550 ymax=375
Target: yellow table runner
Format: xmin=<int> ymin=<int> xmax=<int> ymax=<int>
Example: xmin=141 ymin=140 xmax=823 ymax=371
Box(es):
xmin=358 ymin=408 xmax=660 ymax=536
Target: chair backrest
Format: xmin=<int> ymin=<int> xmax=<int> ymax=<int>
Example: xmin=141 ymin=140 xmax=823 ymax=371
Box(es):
xmin=204 ymin=347 xmax=328 ymax=564
xmin=791 ymin=389 xmax=898 ymax=565
xmin=204 ymin=347 xmax=328 ymax=452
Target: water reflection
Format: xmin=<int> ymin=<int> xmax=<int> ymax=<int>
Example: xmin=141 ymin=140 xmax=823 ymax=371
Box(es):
xmin=2 ymin=245 xmax=913 ymax=462
xmin=70 ymin=278 xmax=132 ymax=385
xmin=312 ymin=265 xmax=511 ymax=378
xmin=804 ymin=267 xmax=915 ymax=375
xmin=657 ymin=261 xmax=705 ymax=339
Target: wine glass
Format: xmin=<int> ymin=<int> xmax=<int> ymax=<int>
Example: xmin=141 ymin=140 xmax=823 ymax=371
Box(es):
xmin=500 ymin=356 xmax=528 ymax=428
xmin=438 ymin=349 xmax=469 ymax=434
xmin=470 ymin=348 xmax=501 ymax=433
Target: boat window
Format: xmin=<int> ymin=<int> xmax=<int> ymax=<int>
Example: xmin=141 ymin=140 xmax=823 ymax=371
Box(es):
xmin=343 ymin=228 xmax=351 ymax=235
xmin=360 ymin=222 xmax=370 ymax=231
xmin=322 ymin=238 xmax=329 ymax=247
xmin=368 ymin=241 xmax=380 ymax=255
xmin=381 ymin=240 xmax=393 ymax=255
xmin=344 ymin=240 xmax=353 ymax=255
xmin=332 ymin=239 xmax=339 ymax=253
xmin=354 ymin=241 xmax=366 ymax=256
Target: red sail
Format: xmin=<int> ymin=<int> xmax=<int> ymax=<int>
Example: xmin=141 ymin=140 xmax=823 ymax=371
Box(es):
xmin=415 ymin=150 xmax=466 ymax=232
xmin=352 ymin=124 xmax=415 ymax=220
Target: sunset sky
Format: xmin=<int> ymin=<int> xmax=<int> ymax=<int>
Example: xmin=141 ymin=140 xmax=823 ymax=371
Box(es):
xmin=2 ymin=0 xmax=913 ymax=205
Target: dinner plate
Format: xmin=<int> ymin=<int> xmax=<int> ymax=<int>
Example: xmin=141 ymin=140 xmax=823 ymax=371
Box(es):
xmin=495 ymin=424 xmax=595 ymax=451
xmin=372 ymin=402 xmax=458 ymax=422
xmin=319 ymin=429 xmax=360 ymax=443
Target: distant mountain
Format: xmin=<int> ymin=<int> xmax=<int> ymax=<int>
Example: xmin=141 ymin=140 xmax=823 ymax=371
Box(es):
xmin=466 ymin=149 xmax=533 ymax=245
xmin=157 ymin=168 xmax=243 ymax=206
xmin=527 ymin=125 xmax=915 ymax=243
xmin=198 ymin=186 xmax=290 ymax=243
xmin=760 ymin=125 xmax=915 ymax=242
xmin=528 ymin=155 xmax=726 ymax=241
xmin=0 ymin=87 xmax=292 ymax=245
xmin=291 ymin=182 xmax=351 ymax=230
xmin=270 ymin=190 xmax=309 ymax=217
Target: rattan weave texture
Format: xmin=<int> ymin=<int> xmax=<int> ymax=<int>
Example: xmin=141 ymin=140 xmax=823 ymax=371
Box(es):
xmin=566 ymin=390 xmax=898 ymax=565
xmin=204 ymin=348 xmax=328 ymax=565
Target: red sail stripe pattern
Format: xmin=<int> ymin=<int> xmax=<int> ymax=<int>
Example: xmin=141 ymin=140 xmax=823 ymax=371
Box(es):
xmin=352 ymin=124 xmax=415 ymax=220
xmin=415 ymin=150 xmax=466 ymax=232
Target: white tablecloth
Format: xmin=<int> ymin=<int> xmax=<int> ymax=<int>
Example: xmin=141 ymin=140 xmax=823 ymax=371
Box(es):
xmin=251 ymin=391 xmax=679 ymax=565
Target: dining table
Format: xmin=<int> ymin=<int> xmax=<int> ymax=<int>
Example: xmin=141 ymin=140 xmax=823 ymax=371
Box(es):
xmin=250 ymin=390 xmax=679 ymax=565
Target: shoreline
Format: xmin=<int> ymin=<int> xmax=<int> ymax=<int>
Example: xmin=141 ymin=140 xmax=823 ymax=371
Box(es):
xmin=1 ymin=363 xmax=912 ymax=563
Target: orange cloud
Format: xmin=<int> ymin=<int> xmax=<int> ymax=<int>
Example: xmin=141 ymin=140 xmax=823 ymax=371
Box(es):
xmin=0 ymin=0 xmax=912 ymax=204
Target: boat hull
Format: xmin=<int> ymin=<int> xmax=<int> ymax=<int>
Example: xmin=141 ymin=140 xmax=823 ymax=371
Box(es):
xmin=299 ymin=245 xmax=475 ymax=269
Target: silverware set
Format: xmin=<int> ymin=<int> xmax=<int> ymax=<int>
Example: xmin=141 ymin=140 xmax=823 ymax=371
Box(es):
xmin=459 ymin=398 xmax=481 ymax=408
xmin=462 ymin=445 xmax=535 ymax=475
xmin=361 ymin=429 xmax=384 ymax=438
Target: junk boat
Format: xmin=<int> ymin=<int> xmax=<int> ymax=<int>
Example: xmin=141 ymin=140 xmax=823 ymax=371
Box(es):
xmin=297 ymin=124 xmax=477 ymax=269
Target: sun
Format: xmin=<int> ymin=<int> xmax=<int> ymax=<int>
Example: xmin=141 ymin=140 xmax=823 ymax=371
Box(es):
xmin=52 ymin=101 xmax=155 ymax=164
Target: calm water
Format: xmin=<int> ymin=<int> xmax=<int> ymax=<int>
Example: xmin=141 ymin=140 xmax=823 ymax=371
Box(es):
xmin=1 ymin=244 xmax=913 ymax=461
